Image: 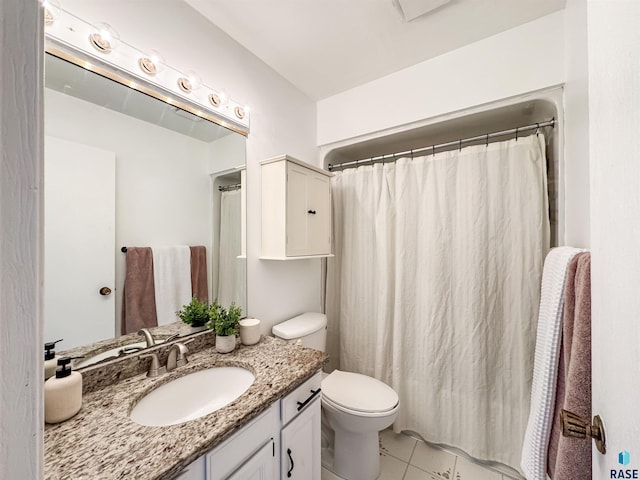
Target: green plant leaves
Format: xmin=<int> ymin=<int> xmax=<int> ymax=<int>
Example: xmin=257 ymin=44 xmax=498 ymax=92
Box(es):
xmin=209 ymin=301 xmax=242 ymax=336
xmin=176 ymin=297 xmax=209 ymax=327
xmin=177 ymin=298 xmax=243 ymax=335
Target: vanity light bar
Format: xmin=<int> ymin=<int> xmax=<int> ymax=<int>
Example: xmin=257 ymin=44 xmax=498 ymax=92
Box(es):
xmin=44 ymin=7 xmax=250 ymax=135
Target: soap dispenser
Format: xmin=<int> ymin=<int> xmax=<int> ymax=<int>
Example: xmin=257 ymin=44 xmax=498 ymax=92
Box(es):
xmin=44 ymin=339 xmax=63 ymax=380
xmin=44 ymin=356 xmax=82 ymax=424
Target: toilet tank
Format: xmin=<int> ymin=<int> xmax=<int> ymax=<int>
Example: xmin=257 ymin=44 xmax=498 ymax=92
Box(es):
xmin=272 ymin=312 xmax=327 ymax=352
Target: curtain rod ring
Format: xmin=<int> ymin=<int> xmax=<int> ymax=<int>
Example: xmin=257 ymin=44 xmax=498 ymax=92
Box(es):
xmin=432 ymin=144 xmax=435 ymax=156
xmin=516 ymin=127 xmax=519 ymax=141
xmin=536 ymin=123 xmax=540 ymax=136
xmin=459 ymin=139 xmax=462 ymax=151
xmin=486 ymin=133 xmax=489 ymax=147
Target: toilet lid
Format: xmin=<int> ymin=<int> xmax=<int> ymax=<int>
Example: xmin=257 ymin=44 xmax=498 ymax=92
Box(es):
xmin=321 ymin=370 xmax=398 ymax=413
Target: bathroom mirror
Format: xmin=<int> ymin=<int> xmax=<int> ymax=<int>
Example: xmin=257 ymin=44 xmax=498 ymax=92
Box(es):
xmin=43 ymin=50 xmax=247 ymax=359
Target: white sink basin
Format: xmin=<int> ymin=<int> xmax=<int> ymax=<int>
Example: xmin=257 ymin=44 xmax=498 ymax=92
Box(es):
xmin=129 ymin=367 xmax=255 ymax=427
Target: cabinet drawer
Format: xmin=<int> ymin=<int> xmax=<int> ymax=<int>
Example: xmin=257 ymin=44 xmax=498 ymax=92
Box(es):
xmin=281 ymin=371 xmax=322 ymax=426
xmin=207 ymin=403 xmax=279 ymax=480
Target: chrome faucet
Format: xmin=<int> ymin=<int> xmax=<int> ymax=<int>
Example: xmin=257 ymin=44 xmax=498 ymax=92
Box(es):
xmin=140 ymin=353 xmax=166 ymax=378
xmin=138 ymin=328 xmax=156 ymax=348
xmin=166 ymin=341 xmax=192 ymax=372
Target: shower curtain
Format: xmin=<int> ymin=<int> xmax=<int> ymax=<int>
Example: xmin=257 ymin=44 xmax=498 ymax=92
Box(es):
xmin=217 ymin=189 xmax=246 ymax=313
xmin=325 ymin=134 xmax=550 ymax=471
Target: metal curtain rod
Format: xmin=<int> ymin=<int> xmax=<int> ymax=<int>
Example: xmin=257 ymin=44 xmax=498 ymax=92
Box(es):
xmin=328 ymin=118 xmax=555 ymax=171
xmin=218 ymin=183 xmax=241 ymax=192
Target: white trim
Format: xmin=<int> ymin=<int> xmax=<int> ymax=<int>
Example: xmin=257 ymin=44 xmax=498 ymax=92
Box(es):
xmin=0 ymin=0 xmax=44 ymax=478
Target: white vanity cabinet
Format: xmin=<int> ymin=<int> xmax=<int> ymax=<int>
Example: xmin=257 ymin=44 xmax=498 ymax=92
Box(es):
xmin=174 ymin=372 xmax=322 ymax=480
xmin=207 ymin=403 xmax=279 ymax=480
xmin=175 ymin=456 xmax=206 ymax=480
xmin=280 ymin=372 xmax=322 ymax=480
xmin=261 ymin=155 xmax=333 ymax=259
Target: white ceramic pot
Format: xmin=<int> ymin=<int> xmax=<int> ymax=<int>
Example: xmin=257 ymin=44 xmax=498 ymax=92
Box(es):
xmin=215 ymin=334 xmax=236 ymax=353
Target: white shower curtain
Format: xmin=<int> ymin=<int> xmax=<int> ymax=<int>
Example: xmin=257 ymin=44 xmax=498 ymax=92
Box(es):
xmin=325 ymin=134 xmax=550 ymax=471
xmin=217 ymin=189 xmax=246 ymax=313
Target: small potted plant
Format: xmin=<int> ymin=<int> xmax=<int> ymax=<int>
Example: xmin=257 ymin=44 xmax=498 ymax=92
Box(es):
xmin=209 ymin=301 xmax=242 ymax=353
xmin=176 ymin=297 xmax=209 ymax=331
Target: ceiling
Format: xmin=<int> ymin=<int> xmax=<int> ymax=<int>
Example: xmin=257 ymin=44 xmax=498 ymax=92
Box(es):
xmin=186 ymin=0 xmax=566 ymax=101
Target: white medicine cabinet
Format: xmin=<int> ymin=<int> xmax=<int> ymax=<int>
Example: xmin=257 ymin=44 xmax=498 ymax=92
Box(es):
xmin=261 ymin=155 xmax=333 ymax=259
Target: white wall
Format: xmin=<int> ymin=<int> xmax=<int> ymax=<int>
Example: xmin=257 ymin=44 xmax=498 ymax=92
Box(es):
xmin=60 ymin=0 xmax=321 ymax=333
xmin=317 ymin=11 xmax=565 ymax=146
xmin=207 ymin=133 xmax=246 ymax=174
xmin=563 ymin=0 xmax=591 ymax=248
xmin=588 ymin=0 xmax=640 ymax=475
xmin=0 ymin=0 xmax=43 ymax=478
xmin=45 ymin=88 xmax=213 ymax=336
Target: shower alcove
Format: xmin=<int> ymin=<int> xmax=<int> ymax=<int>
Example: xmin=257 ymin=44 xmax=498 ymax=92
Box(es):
xmin=320 ymin=87 xmax=564 ymax=477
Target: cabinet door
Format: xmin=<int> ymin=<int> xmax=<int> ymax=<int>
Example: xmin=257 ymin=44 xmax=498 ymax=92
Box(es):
xmin=227 ymin=440 xmax=276 ymax=480
xmin=306 ymin=172 xmax=331 ymax=255
xmin=281 ymin=398 xmax=321 ymax=480
xmin=207 ymin=404 xmax=279 ymax=480
xmin=175 ymin=455 xmax=205 ymax=480
xmin=286 ymin=163 xmax=332 ymax=257
xmin=286 ymin=162 xmax=312 ymax=256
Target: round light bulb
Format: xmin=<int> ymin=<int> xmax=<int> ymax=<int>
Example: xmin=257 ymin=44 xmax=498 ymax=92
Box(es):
xmin=138 ymin=49 xmax=165 ymax=76
xmin=88 ymin=22 xmax=120 ymax=54
xmin=185 ymin=70 xmax=202 ymax=91
xmin=234 ymin=106 xmax=246 ymax=120
xmin=177 ymin=70 xmax=202 ymax=94
xmin=42 ymin=0 xmax=62 ymax=26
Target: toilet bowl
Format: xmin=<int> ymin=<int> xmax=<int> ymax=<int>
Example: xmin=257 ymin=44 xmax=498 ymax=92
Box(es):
xmin=321 ymin=370 xmax=399 ymax=480
xmin=272 ymin=313 xmax=400 ymax=480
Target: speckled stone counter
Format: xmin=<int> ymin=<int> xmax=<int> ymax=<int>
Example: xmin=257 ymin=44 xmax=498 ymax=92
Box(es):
xmin=44 ymin=336 xmax=328 ymax=480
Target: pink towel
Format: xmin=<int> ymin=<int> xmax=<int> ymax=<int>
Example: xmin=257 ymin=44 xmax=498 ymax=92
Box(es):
xmin=121 ymin=247 xmax=158 ymax=334
xmin=547 ymin=252 xmax=591 ymax=479
xmin=190 ymin=246 xmax=208 ymax=303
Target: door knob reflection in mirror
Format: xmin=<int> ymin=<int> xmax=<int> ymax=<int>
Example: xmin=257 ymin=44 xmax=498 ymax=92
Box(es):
xmin=99 ymin=287 xmax=112 ymax=296
xmin=560 ymin=409 xmax=606 ymax=454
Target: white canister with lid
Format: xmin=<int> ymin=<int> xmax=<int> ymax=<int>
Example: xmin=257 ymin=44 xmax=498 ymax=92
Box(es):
xmin=239 ymin=318 xmax=261 ymax=345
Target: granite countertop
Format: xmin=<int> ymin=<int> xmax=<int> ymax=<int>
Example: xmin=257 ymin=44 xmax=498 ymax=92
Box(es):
xmin=44 ymin=336 xmax=328 ymax=480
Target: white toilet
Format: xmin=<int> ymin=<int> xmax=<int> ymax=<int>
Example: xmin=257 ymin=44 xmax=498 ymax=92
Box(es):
xmin=273 ymin=313 xmax=399 ymax=480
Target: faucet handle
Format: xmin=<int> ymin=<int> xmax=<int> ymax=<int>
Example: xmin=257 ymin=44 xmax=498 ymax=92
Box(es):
xmin=163 ymin=332 xmax=180 ymax=343
xmin=140 ymin=353 xmax=166 ymax=378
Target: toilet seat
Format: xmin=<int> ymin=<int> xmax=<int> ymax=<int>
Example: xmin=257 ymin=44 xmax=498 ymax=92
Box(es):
xmin=321 ymin=370 xmax=399 ymax=415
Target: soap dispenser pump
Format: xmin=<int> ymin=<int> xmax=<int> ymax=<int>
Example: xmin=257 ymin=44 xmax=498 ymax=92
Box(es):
xmin=44 ymin=356 xmax=82 ymax=424
xmin=44 ymin=339 xmax=63 ymax=380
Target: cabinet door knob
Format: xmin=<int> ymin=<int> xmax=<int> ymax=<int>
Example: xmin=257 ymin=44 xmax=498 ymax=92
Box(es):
xmin=560 ymin=409 xmax=607 ymax=454
xmin=307 ymin=209 xmax=316 ymax=215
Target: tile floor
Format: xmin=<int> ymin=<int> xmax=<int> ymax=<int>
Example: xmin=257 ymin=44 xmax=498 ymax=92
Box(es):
xmin=377 ymin=429 xmax=524 ymax=480
xmin=321 ymin=428 xmax=525 ymax=480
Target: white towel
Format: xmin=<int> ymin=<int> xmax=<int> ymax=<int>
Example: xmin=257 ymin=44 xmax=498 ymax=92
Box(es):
xmin=151 ymin=245 xmax=192 ymax=326
xmin=521 ymin=246 xmax=587 ymax=480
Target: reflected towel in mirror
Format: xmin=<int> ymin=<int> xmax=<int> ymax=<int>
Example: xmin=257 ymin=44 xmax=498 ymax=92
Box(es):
xmin=152 ymin=246 xmax=192 ymax=326
xmin=121 ymin=247 xmax=158 ymax=335
xmin=190 ymin=246 xmax=208 ymax=304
